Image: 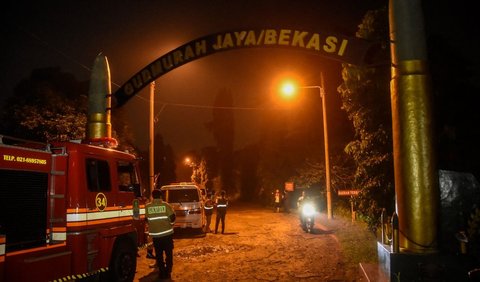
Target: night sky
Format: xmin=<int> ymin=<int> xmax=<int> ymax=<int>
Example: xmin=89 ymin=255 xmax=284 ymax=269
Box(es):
xmin=2 ymin=1 xmax=478 ymax=161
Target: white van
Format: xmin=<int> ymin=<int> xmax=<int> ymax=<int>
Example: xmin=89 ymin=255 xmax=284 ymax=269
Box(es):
xmin=160 ymin=183 xmax=205 ymax=230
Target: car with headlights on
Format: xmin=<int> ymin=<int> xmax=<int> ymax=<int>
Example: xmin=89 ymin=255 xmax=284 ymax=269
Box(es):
xmin=160 ymin=183 xmax=205 ymax=231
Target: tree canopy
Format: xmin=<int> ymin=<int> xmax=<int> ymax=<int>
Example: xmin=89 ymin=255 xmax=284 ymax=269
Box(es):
xmin=0 ymin=67 xmax=88 ymax=141
xmin=337 ymin=7 xmax=394 ymax=229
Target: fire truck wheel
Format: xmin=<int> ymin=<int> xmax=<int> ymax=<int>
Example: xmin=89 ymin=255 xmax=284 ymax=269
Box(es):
xmin=108 ymin=238 xmax=137 ymax=282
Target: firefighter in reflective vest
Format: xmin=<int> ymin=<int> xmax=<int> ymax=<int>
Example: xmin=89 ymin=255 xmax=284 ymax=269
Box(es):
xmin=146 ymin=189 xmax=176 ymax=279
xmin=215 ymin=190 xmax=228 ymax=234
xmin=203 ymin=193 xmax=214 ymax=233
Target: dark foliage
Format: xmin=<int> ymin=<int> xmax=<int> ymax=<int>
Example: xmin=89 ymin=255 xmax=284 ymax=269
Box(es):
xmin=337 ymin=8 xmax=395 ymax=229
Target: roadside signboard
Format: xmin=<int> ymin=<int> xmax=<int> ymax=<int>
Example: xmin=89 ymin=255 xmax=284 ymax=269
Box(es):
xmin=338 ymin=189 xmax=360 ymax=222
xmin=338 ymin=190 xmax=360 ymax=196
xmin=284 ymin=182 xmax=294 ymax=191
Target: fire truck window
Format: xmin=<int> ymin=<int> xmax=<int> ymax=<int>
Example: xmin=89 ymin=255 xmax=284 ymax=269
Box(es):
xmin=118 ymin=161 xmax=138 ymax=192
xmin=117 ymin=162 xmax=133 ymax=191
xmin=86 ymin=158 xmax=111 ymax=192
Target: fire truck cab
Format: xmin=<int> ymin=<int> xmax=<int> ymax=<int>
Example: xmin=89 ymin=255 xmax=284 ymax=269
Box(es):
xmin=0 ymin=135 xmax=146 ymax=282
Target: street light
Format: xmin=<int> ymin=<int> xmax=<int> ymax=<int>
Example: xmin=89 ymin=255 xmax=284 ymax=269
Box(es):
xmin=184 ymin=157 xmax=194 ymax=167
xmin=280 ymin=73 xmax=332 ymax=219
xmin=184 ymin=157 xmax=198 ymax=183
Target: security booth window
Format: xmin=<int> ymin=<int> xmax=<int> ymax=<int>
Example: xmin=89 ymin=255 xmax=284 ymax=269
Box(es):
xmin=86 ymin=158 xmax=111 ymax=192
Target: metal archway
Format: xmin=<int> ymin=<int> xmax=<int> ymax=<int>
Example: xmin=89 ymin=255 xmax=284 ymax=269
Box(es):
xmin=112 ymin=27 xmax=381 ymax=107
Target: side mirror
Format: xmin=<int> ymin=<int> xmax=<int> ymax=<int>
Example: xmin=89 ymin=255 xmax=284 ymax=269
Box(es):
xmin=130 ymin=184 xmax=141 ymax=198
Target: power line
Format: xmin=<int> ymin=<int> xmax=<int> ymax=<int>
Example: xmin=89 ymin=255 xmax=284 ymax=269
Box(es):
xmin=11 ymin=23 xmax=125 ymax=87
xmin=134 ymin=92 xmax=277 ymax=111
xmin=11 ymin=23 xmax=275 ymax=110
xmin=13 ymin=25 xmax=92 ymax=74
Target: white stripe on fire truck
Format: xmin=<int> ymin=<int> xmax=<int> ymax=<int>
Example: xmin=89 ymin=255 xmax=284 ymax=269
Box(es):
xmin=52 ymin=232 xmax=66 ymax=241
xmin=67 ymin=208 xmax=145 ymax=222
xmin=49 ymin=227 xmax=67 ymax=241
xmin=0 ymin=235 xmax=5 ymax=256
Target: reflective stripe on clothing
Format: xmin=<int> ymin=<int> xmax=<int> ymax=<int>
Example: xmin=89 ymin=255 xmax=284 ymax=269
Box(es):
xmin=204 ymin=199 xmax=214 ymax=215
xmin=216 ymin=198 xmax=228 ymax=214
xmin=149 ymin=227 xmax=174 ymax=237
xmin=150 ymin=215 xmax=170 ymax=220
xmin=146 ymin=199 xmax=175 ymax=238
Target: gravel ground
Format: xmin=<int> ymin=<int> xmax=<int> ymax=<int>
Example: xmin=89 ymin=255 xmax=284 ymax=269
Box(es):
xmin=134 ymin=202 xmax=376 ymax=281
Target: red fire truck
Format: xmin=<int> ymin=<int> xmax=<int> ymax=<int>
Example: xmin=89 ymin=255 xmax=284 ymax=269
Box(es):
xmin=0 ymin=135 xmax=146 ymax=281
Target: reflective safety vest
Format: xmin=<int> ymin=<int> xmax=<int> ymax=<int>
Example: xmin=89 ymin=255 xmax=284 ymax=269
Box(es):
xmin=216 ymin=197 xmax=228 ymax=213
xmin=146 ymin=199 xmax=175 ymax=238
xmin=204 ymin=199 xmax=214 ymax=215
xmin=275 ymin=192 xmax=281 ymax=203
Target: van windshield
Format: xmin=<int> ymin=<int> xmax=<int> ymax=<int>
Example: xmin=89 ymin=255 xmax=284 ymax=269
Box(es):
xmin=167 ymin=189 xmax=199 ymax=203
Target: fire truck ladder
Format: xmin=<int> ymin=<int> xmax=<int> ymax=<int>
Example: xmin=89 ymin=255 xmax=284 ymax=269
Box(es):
xmin=49 ymin=146 xmax=68 ymax=244
xmin=0 ymin=134 xmax=50 ymax=150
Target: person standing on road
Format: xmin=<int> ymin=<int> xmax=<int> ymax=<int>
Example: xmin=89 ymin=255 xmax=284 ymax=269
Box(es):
xmin=146 ymin=189 xmax=176 ymax=280
xmin=283 ymin=189 xmax=290 ymax=213
xmin=145 ymin=227 xmax=156 ymax=265
xmin=203 ymin=193 xmax=215 ymax=233
xmin=215 ymin=190 xmax=228 ymax=234
xmin=274 ymin=189 xmax=282 ymax=213
xmin=143 ymin=193 xmax=156 ymax=261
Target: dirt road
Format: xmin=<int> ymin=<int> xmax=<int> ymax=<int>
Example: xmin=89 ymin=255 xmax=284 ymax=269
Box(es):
xmin=135 ymin=203 xmax=366 ymax=281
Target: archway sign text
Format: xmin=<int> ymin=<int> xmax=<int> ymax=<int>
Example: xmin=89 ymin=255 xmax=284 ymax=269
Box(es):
xmin=113 ymin=28 xmax=379 ymax=108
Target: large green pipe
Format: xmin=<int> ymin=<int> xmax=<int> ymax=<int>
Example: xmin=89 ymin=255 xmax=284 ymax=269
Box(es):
xmin=389 ymin=0 xmax=439 ymax=253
